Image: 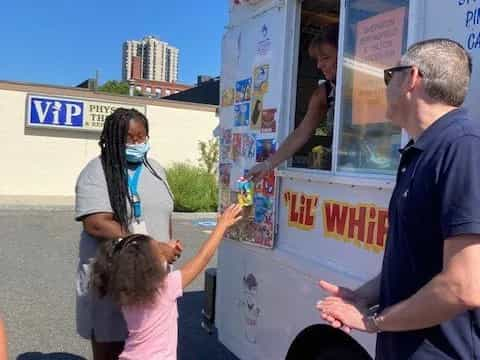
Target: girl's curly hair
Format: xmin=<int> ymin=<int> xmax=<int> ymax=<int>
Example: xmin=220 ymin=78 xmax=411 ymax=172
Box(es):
xmin=90 ymin=234 xmax=168 ymax=307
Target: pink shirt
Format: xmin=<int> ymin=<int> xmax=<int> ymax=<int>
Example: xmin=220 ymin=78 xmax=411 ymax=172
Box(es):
xmin=119 ymin=270 xmax=183 ymax=360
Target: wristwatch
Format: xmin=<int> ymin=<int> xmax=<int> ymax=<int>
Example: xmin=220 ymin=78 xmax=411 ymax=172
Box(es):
xmin=366 ymin=305 xmax=383 ymax=333
xmin=366 ymin=313 xmax=383 ymax=333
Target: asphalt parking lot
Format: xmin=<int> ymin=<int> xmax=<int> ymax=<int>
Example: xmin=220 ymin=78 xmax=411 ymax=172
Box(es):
xmin=0 ymin=205 xmax=238 ymax=360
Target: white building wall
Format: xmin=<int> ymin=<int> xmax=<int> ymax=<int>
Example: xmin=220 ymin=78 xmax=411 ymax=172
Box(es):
xmin=0 ymin=83 xmax=218 ymax=197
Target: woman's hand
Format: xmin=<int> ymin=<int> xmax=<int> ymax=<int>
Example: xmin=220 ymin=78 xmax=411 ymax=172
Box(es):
xmin=158 ymin=241 xmax=183 ymax=264
xmin=168 ymin=240 xmax=184 ymax=252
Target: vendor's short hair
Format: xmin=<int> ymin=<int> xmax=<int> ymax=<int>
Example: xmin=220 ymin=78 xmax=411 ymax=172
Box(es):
xmin=309 ymin=23 xmax=339 ymax=50
xmin=401 ymin=38 xmax=472 ymax=107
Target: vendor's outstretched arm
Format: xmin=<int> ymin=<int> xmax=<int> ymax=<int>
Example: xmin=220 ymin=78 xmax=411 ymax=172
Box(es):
xmin=248 ymin=85 xmax=328 ymax=181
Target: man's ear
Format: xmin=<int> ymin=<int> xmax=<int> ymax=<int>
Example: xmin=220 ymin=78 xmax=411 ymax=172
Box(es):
xmin=406 ymin=67 xmax=422 ymax=91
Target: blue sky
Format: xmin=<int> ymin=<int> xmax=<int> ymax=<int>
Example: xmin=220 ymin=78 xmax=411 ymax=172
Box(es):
xmin=0 ymin=1 xmax=229 ymax=86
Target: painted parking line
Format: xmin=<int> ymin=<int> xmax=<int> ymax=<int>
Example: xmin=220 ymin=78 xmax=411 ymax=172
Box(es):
xmin=194 ymin=220 xmax=217 ymax=228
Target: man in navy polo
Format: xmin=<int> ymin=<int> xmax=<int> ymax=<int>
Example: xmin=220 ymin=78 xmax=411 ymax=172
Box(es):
xmin=317 ymin=38 xmax=480 ymax=359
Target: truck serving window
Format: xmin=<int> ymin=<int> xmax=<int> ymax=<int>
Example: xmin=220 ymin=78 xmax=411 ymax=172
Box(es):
xmin=292 ymin=0 xmax=410 ymax=176
xmin=291 ymin=0 xmax=340 ymax=171
xmin=337 ymin=0 xmax=410 ymax=175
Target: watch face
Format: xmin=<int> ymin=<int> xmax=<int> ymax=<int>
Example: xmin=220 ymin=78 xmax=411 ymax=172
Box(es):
xmin=367 ymin=304 xmax=380 ymax=316
xmin=366 ymin=315 xmax=381 ymax=333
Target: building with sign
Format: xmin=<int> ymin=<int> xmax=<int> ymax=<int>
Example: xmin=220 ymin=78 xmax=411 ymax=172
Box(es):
xmin=0 ymin=80 xmax=218 ymax=197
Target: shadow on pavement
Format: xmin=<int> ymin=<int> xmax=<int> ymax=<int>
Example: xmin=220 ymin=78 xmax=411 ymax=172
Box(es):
xmin=178 ymin=290 xmax=238 ymax=360
xmin=17 ymin=353 xmax=86 ymax=360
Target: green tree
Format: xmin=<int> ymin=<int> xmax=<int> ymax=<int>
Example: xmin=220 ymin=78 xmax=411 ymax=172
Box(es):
xmin=198 ymin=138 xmax=219 ymax=174
xmin=98 ymin=80 xmax=142 ymax=96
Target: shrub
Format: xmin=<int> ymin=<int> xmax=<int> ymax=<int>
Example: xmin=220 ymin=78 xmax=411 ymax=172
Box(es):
xmin=198 ymin=138 xmax=219 ymax=174
xmin=166 ymin=162 xmax=218 ymax=212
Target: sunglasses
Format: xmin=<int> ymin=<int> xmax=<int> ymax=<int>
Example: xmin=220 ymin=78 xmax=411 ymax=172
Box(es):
xmin=383 ymin=66 xmax=414 ymax=86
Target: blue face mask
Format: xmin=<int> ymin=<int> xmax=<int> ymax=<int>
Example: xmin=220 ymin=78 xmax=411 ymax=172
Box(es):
xmin=125 ymin=142 xmax=150 ymax=163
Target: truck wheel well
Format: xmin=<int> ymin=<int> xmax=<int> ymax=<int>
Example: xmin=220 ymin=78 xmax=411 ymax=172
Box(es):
xmin=286 ymin=324 xmax=372 ymax=360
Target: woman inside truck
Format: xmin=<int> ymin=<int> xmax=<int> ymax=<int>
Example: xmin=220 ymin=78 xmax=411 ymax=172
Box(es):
xmin=248 ymin=23 xmax=338 ymax=181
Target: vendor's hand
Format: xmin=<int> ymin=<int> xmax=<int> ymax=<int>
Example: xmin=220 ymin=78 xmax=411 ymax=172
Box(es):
xmin=317 ymin=297 xmax=371 ymax=333
xmin=158 ymin=241 xmax=182 ymax=264
xmin=247 ymin=161 xmax=271 ymax=183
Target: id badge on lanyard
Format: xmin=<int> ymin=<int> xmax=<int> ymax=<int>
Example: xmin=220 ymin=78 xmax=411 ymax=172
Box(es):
xmin=131 ymin=217 xmax=148 ymax=235
xmin=128 ymin=165 xmax=149 ymax=235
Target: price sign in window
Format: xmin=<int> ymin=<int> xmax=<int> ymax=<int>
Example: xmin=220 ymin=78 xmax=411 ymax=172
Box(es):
xmin=337 ymin=0 xmax=410 ymax=175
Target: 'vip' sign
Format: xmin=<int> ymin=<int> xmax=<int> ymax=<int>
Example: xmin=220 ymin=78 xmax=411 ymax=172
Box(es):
xmin=29 ymin=96 xmax=84 ymax=128
xmin=26 ymin=95 xmax=146 ymax=132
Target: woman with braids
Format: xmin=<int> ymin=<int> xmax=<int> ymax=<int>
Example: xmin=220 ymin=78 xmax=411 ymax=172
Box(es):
xmin=74 ymin=108 xmax=182 ymax=360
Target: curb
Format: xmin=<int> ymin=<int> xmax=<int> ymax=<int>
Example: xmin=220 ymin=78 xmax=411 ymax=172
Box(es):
xmin=172 ymin=212 xmax=217 ymax=220
xmin=0 ymin=197 xmax=218 ymax=218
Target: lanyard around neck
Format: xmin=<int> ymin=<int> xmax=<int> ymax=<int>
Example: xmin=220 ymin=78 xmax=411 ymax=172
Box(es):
xmin=128 ymin=165 xmax=143 ymax=219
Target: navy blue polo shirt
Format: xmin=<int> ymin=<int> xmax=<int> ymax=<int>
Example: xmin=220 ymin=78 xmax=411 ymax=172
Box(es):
xmin=377 ymin=108 xmax=480 ymax=360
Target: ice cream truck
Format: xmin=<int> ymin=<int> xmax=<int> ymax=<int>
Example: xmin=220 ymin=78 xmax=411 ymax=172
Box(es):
xmin=214 ymin=0 xmax=480 ymax=358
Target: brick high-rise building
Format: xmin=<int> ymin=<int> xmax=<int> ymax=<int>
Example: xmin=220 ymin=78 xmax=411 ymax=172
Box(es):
xmin=122 ymin=36 xmax=179 ymax=83
xmin=131 ymin=56 xmax=142 ymax=80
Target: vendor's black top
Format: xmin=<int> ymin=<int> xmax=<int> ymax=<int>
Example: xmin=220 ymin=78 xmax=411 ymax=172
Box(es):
xmin=377 ymin=108 xmax=480 ymax=360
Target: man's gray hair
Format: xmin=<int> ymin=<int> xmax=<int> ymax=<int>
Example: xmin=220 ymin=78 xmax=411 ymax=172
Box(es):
xmin=401 ymin=38 xmax=472 ymax=107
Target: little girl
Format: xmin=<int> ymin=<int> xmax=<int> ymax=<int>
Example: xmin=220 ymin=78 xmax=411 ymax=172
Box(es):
xmin=91 ymin=204 xmax=243 ymax=360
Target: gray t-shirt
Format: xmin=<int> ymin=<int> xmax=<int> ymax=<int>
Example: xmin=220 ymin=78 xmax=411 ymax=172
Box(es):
xmin=74 ymin=156 xmax=174 ymax=341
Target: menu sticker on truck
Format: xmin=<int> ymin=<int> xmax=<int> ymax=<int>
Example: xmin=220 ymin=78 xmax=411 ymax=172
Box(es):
xmin=231 ymin=133 xmax=243 ymax=162
xmin=234 ymin=102 xmax=251 ymax=127
xmin=219 ymin=164 xmax=232 ymax=187
xmin=219 ymin=128 xmax=233 ymax=163
xmin=250 ymin=96 xmax=264 ymax=130
xmin=256 ymin=24 xmax=272 ymax=60
xmin=235 ymin=78 xmax=252 ymax=104
xmin=261 ymin=108 xmax=277 ymax=133
xmin=253 ymin=64 xmax=269 ymax=96
xmin=221 ymin=88 xmax=235 ymax=107
xmin=241 ymin=133 xmax=256 ymax=160
xmin=255 ymin=138 xmax=276 ymax=162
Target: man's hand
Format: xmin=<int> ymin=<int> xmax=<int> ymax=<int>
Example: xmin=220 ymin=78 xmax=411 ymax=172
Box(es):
xmin=320 ymin=280 xmax=373 ymax=307
xmin=317 ymin=280 xmax=372 ymax=333
xmin=159 ymin=240 xmax=183 ymax=264
xmin=317 ymin=297 xmax=373 ymax=333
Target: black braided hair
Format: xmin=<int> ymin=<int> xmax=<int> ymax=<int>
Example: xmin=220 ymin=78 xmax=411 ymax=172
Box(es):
xmin=99 ymin=108 xmax=150 ymax=230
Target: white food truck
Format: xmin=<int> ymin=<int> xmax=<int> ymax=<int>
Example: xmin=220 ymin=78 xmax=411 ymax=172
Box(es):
xmin=214 ymin=0 xmax=480 ymax=358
